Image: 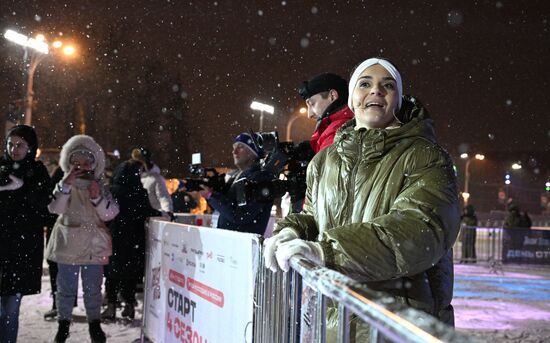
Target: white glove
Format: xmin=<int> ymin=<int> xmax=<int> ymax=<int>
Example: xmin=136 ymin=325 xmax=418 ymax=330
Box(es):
xmin=0 ymin=175 xmax=24 ymax=191
xmin=275 ymin=239 xmax=324 ymax=272
xmin=264 ymin=228 xmax=299 ymax=272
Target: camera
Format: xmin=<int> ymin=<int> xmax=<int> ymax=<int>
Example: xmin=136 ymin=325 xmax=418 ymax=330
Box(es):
xmin=182 ymin=153 xmax=225 ymax=192
xmin=233 ymin=130 xmax=314 ymax=206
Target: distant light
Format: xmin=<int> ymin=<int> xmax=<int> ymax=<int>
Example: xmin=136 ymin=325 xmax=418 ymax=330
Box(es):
xmin=112 ymin=149 xmax=120 ymax=158
xmin=299 ymin=107 xmax=307 ymax=114
xmin=505 ymin=174 xmax=511 ymax=180
xmin=4 ymin=29 xmax=49 ymax=54
xmin=511 ymin=163 xmax=522 ymax=170
xmin=461 ymin=192 xmax=470 ymax=200
xmin=36 ymin=148 xmax=42 ymax=159
xmin=35 ymin=34 xmax=46 ymax=42
xmin=250 ymin=101 xmax=274 ymax=114
xmin=52 ymin=40 xmax=63 ymax=48
xmin=505 ymin=180 xmax=511 ymax=185
xmin=546 ymin=182 xmax=550 ymax=188
xmin=62 ymin=45 xmax=75 ymax=56
xmin=475 ymin=154 xmax=485 ymax=160
xmin=460 ymin=153 xmax=469 ymax=159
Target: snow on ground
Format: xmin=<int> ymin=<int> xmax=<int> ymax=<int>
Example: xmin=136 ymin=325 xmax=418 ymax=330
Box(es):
xmin=15 ymin=264 xmax=550 ymax=342
xmin=17 ymin=275 xmax=143 ymax=343
xmin=454 ymin=263 xmax=550 ymax=343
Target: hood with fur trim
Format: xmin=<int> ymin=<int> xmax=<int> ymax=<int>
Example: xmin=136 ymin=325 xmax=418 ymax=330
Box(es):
xmin=59 ymin=135 xmax=106 ymax=178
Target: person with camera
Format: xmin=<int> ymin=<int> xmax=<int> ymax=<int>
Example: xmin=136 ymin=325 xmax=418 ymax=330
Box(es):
xmin=0 ymin=125 xmax=52 ymax=343
xmin=265 ymin=58 xmax=460 ymax=339
xmin=45 ymin=134 xmax=119 ymax=343
xmin=195 ymin=132 xmax=275 ymax=235
xmin=298 ymin=72 xmax=354 ymax=154
xmin=130 ymin=147 xmax=173 ymax=219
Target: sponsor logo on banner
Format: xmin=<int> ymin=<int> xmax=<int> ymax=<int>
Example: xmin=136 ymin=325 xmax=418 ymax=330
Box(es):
xmin=206 ymin=251 xmax=213 ymax=259
xmin=191 ymin=247 xmax=204 ymax=256
xmin=181 ymin=244 xmax=188 ymax=254
xmin=187 ymin=276 xmax=225 ymax=308
xmin=186 ymin=258 xmax=196 ymax=268
xmin=217 ymin=254 xmax=225 ymax=263
xmin=169 ymin=269 xmax=186 ymax=288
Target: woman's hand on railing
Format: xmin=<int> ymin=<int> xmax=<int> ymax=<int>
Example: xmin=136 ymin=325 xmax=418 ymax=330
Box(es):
xmin=264 ymin=227 xmax=299 ymax=272
xmin=275 ymin=239 xmax=324 ymax=272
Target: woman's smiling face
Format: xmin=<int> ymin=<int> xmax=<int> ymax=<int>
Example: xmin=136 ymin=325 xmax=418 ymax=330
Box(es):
xmin=351 ymin=64 xmax=400 ymax=129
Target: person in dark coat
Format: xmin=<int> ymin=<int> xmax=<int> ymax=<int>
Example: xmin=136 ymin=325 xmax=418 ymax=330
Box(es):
xmin=102 ymin=159 xmax=160 ymax=320
xmin=0 ymin=125 xmax=51 ymax=342
xmin=460 ymin=205 xmax=478 ymax=263
xmin=195 ymin=132 xmax=276 ymax=235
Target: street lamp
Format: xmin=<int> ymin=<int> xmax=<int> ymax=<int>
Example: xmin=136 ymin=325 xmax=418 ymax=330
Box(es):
xmin=461 ymin=153 xmax=485 ymax=206
xmin=250 ymin=101 xmax=274 ymax=132
xmin=286 ymin=107 xmax=307 ymax=141
xmin=4 ymin=29 xmax=77 ymax=126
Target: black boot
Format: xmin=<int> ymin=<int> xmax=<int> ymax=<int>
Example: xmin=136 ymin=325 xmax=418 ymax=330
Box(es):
xmin=101 ymin=303 xmax=116 ymax=321
xmin=121 ymin=303 xmax=135 ymax=319
xmin=89 ymin=320 xmax=107 ymax=343
xmin=53 ymin=320 xmax=70 ymax=343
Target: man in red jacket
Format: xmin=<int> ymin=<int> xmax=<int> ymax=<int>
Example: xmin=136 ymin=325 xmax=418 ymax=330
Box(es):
xmin=298 ymin=73 xmax=354 ymax=153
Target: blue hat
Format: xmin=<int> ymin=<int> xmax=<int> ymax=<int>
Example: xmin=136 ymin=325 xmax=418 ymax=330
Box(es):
xmin=234 ymin=133 xmax=264 ymax=158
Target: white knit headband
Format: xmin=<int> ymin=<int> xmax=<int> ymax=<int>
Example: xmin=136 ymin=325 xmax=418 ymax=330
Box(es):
xmin=347 ymin=58 xmax=403 ymax=111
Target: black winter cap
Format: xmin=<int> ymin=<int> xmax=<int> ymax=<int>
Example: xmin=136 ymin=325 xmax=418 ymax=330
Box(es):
xmin=298 ymin=73 xmax=348 ymax=101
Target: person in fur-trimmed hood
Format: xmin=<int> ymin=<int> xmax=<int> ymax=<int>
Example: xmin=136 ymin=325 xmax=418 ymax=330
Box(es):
xmin=46 ymin=134 xmax=119 ymax=343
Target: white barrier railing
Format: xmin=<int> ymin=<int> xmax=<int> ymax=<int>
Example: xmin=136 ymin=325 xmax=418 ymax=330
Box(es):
xmin=142 ymin=218 xmax=474 ymax=342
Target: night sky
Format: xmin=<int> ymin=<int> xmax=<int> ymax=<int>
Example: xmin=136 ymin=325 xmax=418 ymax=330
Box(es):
xmin=0 ymin=0 xmax=549 ymax=176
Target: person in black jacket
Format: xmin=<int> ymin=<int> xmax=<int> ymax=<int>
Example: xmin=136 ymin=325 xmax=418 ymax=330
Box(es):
xmin=0 ymin=125 xmax=51 ymax=342
xmin=195 ymin=132 xmax=275 ymax=235
xmin=102 ymin=159 xmax=160 ymax=320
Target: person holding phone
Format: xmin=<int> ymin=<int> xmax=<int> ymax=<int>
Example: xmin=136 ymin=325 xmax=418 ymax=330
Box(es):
xmin=46 ymin=134 xmax=119 ymax=343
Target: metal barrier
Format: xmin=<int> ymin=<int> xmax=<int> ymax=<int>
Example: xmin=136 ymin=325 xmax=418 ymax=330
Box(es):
xmin=254 ymin=253 xmax=475 ymax=342
xmin=166 ymin=215 xmax=477 ymax=342
xmin=454 ymin=226 xmax=503 ymax=271
xmin=454 ymin=226 xmax=550 ymax=270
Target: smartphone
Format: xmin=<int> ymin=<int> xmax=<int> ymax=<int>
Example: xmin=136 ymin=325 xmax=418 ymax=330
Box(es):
xmin=79 ymin=170 xmax=95 ymax=180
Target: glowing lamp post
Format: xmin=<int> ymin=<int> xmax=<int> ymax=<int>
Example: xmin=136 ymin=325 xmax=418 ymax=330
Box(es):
xmin=250 ymin=101 xmax=274 ymax=132
xmin=4 ymin=29 xmax=77 ymax=126
xmin=461 ymin=153 xmax=485 ymax=206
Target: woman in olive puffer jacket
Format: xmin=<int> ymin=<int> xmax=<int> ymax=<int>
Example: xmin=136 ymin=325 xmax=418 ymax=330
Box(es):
xmin=265 ymin=58 xmax=460 ymax=337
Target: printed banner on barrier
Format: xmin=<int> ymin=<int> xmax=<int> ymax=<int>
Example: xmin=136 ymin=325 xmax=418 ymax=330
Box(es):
xmin=502 ymin=228 xmax=550 ymax=264
xmin=143 ymin=220 xmax=167 ymax=342
xmin=144 ymin=219 xmax=260 ymax=343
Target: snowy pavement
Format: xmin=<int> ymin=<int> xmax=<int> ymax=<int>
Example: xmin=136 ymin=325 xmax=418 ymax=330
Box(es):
xmin=15 ymin=264 xmax=550 ymax=342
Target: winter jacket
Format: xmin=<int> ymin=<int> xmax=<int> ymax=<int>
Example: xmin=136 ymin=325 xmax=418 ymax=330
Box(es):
xmin=45 ymin=135 xmax=119 ymax=265
xmin=107 ymin=160 xmax=160 ymax=278
xmin=140 ymin=164 xmax=173 ymax=213
xmin=0 ymin=151 xmax=51 ymax=295
xmin=276 ymin=95 xmax=460 ymax=322
xmin=207 ymin=163 xmax=275 ymax=235
xmin=310 ymin=105 xmax=354 ymax=153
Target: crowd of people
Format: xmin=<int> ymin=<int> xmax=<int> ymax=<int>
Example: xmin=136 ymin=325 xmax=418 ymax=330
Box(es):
xmin=4 ymin=56 xmax=533 ymax=342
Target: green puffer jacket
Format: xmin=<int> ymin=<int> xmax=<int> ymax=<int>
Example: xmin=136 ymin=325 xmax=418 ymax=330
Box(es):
xmin=276 ymin=95 xmax=460 ymax=323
